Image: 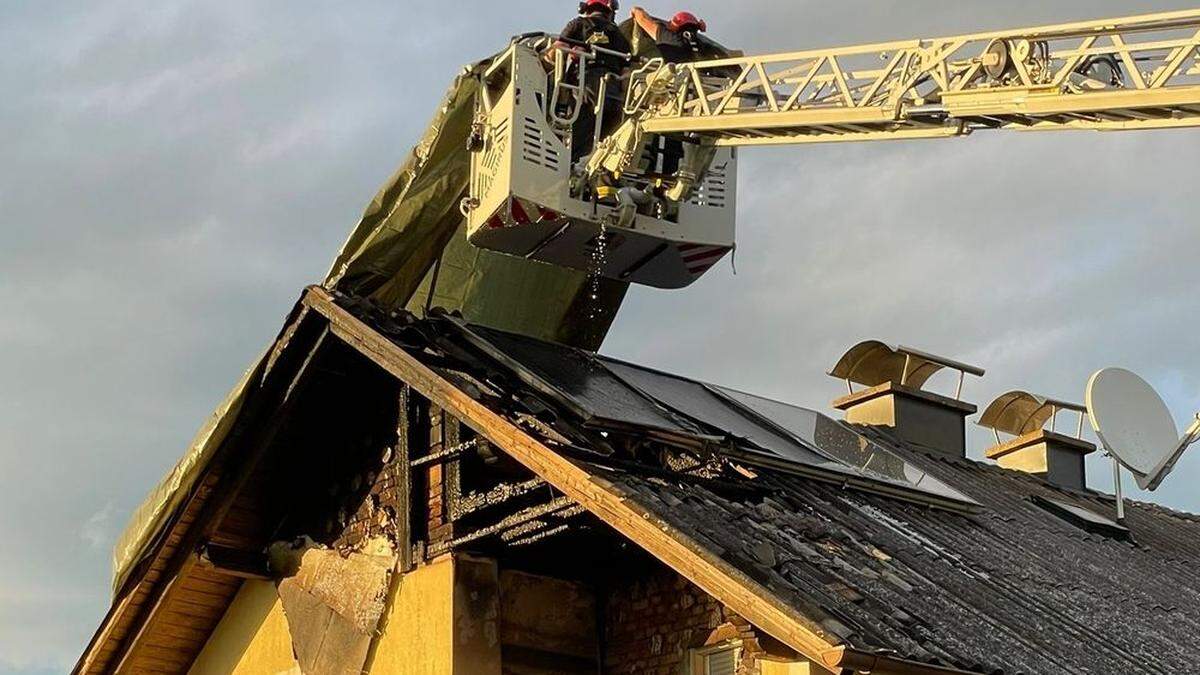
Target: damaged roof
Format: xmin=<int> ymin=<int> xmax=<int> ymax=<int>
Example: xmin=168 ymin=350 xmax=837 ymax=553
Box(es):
xmin=335 ymin=291 xmax=1200 ymax=674
xmin=79 ymin=288 xmax=1200 ymax=674
xmin=594 ymin=444 xmax=1200 ymax=673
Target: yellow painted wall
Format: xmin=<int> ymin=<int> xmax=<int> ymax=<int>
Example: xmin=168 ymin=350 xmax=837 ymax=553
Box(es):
xmin=187 ymin=556 xmax=505 ymax=675
xmin=188 ymin=581 xmax=301 ymax=675
xmin=368 ymin=558 xmax=455 ymax=675
xmin=366 ymin=555 xmax=502 ymax=675
xmin=760 ymin=661 xmax=814 ymax=675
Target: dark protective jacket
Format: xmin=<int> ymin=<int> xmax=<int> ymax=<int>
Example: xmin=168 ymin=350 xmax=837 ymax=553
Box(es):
xmin=559 ymin=14 xmax=633 ymax=74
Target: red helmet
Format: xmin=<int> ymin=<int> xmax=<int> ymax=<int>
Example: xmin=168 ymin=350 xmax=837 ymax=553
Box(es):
xmin=579 ymin=0 xmax=618 ymax=14
xmin=668 ymin=11 xmax=706 ymax=33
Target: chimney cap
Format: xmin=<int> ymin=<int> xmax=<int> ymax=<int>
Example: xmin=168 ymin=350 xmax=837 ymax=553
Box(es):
xmin=829 ymin=341 xmax=985 ymax=396
xmin=828 ymin=340 xmax=985 ymax=458
xmin=979 ymin=391 xmax=1087 ymax=439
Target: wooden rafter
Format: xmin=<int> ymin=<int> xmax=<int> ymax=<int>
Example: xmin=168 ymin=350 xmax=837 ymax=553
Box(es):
xmin=303 ymin=287 xmax=846 ymax=670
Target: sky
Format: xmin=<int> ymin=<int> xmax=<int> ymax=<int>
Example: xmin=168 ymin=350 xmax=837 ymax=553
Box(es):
xmin=2 ymin=1 xmax=1199 ymax=672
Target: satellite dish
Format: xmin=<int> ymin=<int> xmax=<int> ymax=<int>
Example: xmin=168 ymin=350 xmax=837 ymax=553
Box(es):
xmin=1086 ymin=368 xmax=1200 ymax=491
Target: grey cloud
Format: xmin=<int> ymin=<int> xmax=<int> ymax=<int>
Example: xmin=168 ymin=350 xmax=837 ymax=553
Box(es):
xmin=80 ymin=503 xmax=117 ymax=551
xmin=3 ymin=1 xmax=1198 ymax=671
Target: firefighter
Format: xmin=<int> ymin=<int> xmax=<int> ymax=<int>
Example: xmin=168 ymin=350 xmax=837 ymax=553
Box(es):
xmin=630 ymin=8 xmax=711 ymax=64
xmin=555 ymin=0 xmax=632 ymax=72
xmin=550 ymin=0 xmax=633 ymax=164
xmin=629 ymin=8 xmax=720 ymax=178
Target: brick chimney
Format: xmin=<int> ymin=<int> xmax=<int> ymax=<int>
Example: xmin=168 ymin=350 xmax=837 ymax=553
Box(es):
xmin=978 ymin=391 xmax=1096 ymax=491
xmin=829 ymin=342 xmax=984 ymax=458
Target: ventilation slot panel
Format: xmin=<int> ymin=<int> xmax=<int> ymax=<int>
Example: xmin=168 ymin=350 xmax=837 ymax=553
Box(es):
xmin=689 ymin=162 xmax=729 ymax=209
xmin=521 ymin=116 xmax=562 ymax=172
xmin=703 ymin=649 xmax=736 ymax=675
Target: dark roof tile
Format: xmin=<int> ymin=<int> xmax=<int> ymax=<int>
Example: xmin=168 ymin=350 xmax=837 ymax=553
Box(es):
xmin=346 ymin=302 xmax=1200 ymax=673
xmin=583 ymin=442 xmax=1200 ymax=673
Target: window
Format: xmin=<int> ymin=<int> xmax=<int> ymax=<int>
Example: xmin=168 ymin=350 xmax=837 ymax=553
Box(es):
xmin=1031 ymin=495 xmax=1132 ymax=541
xmin=690 ymin=643 xmax=739 ymax=675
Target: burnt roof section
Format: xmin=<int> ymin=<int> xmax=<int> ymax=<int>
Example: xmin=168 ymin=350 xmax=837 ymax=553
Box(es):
xmin=595 ymin=438 xmax=1200 ymax=673
xmin=352 ymin=300 xmax=1200 ymax=674
xmin=449 ymin=319 xmax=977 ymax=512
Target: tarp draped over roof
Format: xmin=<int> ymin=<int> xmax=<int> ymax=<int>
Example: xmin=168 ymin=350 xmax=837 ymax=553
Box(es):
xmin=113 ymin=43 xmax=631 ymax=593
xmin=111 ymin=357 xmax=264 ymax=594
xmin=322 ymin=67 xmax=483 ymax=306
xmin=322 ymin=53 xmax=626 ymax=350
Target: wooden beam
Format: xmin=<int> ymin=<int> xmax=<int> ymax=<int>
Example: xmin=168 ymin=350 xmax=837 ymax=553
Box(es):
xmin=452 ymin=477 xmax=548 ymax=520
xmin=196 ymin=544 xmax=272 ymax=581
xmin=443 ymin=419 xmax=464 ymax=539
xmin=396 ymin=385 xmax=415 ymax=573
xmin=409 ymin=438 xmax=481 ymax=468
xmin=72 ymin=586 xmax=142 ymax=675
xmin=303 ymin=288 xmax=843 ymax=670
xmin=435 ymin=496 xmax=576 ymax=553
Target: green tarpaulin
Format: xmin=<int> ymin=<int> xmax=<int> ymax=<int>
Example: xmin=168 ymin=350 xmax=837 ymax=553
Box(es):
xmin=323 ymin=60 xmax=626 ymax=347
xmin=113 ymin=51 xmax=628 ymax=595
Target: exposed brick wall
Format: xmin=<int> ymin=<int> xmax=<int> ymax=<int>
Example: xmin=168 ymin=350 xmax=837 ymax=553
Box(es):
xmin=327 ymin=391 xmax=426 ymax=556
xmin=280 ymin=393 xmax=405 ymax=552
xmin=427 ymin=406 xmax=446 ymax=531
xmin=425 ymin=406 xmax=459 ymax=549
xmin=329 ymin=400 xmax=462 ymax=560
xmin=604 ymin=566 xmax=731 ymax=675
xmin=331 ymin=436 xmax=406 ymax=553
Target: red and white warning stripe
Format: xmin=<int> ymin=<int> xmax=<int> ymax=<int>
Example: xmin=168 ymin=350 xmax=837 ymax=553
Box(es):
xmin=485 ymin=198 xmax=566 ymax=230
xmin=677 ymin=243 xmax=730 ymax=276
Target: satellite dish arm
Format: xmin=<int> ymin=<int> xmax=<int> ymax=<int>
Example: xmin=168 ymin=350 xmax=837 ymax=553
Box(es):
xmin=1142 ymin=413 xmax=1200 ymax=491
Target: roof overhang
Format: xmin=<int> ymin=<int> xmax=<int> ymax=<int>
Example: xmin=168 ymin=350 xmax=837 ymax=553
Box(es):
xmin=75 ymin=298 xmax=331 ymax=674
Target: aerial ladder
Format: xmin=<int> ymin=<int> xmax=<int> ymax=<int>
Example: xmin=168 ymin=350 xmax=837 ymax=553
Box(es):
xmin=460 ymin=9 xmax=1200 ymax=290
